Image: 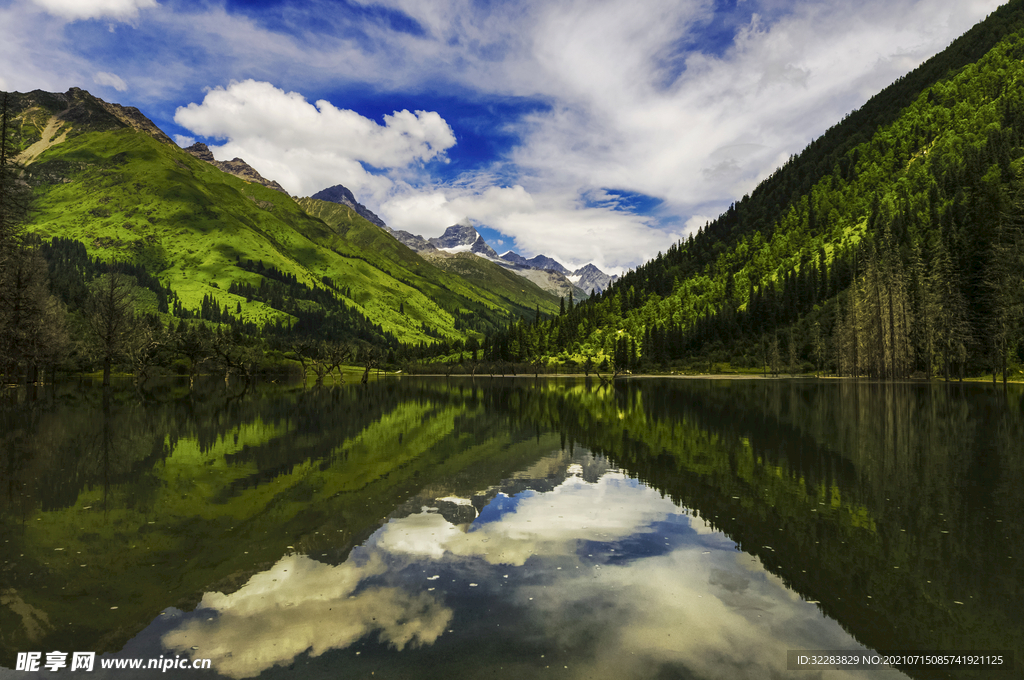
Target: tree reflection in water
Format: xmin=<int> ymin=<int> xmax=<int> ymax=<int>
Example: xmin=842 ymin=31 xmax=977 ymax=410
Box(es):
xmin=1 ymin=377 xmax=1020 ymax=679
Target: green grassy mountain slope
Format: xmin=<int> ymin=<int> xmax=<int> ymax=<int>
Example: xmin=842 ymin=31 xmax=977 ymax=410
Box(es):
xmin=489 ymin=0 xmax=1024 ymax=378
xmin=296 ymin=198 xmax=560 ymax=331
xmin=7 ymin=88 xmax=553 ymax=345
xmin=423 ymin=249 xmax=565 ymax=315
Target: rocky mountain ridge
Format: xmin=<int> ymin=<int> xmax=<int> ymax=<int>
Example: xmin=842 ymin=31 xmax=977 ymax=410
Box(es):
xmin=428 ymin=223 xmax=499 ymax=259
xmin=310 ymin=186 xmax=617 ymax=297
xmin=10 ymin=87 xmax=176 ymax=165
xmin=502 ymin=253 xmax=570 ymax=276
xmin=184 ymin=142 xmax=288 ymax=194
xmin=571 ymin=263 xmax=618 ymax=296
xmin=311 ymin=184 xmax=390 ymax=231
xmin=383 ymin=221 xmax=592 ymax=298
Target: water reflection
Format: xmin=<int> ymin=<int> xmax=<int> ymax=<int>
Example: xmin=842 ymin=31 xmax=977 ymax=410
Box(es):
xmin=156 ymin=451 xmax=900 ymax=680
xmin=163 ymin=553 xmax=452 ymax=678
xmin=1 ymin=378 xmax=1021 ymax=679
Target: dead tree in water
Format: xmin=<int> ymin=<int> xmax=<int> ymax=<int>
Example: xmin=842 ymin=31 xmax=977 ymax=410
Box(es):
xmin=308 ymin=341 xmax=352 ymax=386
xmin=174 ymin=322 xmax=212 ymax=390
xmin=360 ymin=347 xmax=379 ymax=384
xmin=125 ymin=320 xmax=164 ymax=388
xmin=325 ymin=342 xmax=352 ymax=383
xmin=212 ymin=329 xmax=264 ymax=387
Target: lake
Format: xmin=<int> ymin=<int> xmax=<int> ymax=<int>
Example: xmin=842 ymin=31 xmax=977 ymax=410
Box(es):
xmin=1 ymin=377 xmax=1021 ymax=679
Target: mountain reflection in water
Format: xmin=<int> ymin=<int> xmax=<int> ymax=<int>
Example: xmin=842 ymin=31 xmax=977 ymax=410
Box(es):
xmin=2 ymin=377 xmax=1021 ymax=679
xmin=156 ymin=457 xmax=896 ymax=680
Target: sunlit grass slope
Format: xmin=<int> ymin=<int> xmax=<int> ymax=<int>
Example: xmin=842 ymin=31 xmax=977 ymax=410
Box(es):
xmin=18 ymin=115 xmax=554 ymax=343
xmin=23 ymin=129 xmax=460 ymax=342
xmin=297 ymin=198 xmax=560 ymax=326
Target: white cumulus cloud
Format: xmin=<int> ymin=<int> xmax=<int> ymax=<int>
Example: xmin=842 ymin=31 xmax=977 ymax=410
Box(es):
xmin=373 ymin=454 xmax=885 ymax=679
xmin=31 ymin=0 xmax=157 ymax=21
xmin=378 ymin=469 xmax=681 ymax=566
xmin=174 ymin=79 xmax=456 ymax=198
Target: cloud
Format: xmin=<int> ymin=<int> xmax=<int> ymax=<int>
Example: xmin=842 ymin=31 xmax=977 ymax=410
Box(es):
xmin=378 ymin=183 xmax=671 ymax=271
xmin=151 ymin=449 xmax=900 ymax=680
xmin=373 ymin=453 xmax=884 ymax=679
xmin=378 ymin=467 xmax=683 ymax=566
xmin=0 ymin=3 xmax=91 ymax=93
xmin=93 ymin=71 xmax=127 ymax=91
xmin=339 ymin=0 xmax=1003 ymax=266
xmin=516 ymin=546 xmax=880 ymax=680
xmin=2 ymin=0 xmax=1004 ymax=267
xmin=30 ymin=0 xmax=157 ymax=21
xmin=684 ymin=214 xmax=712 ymax=234
xmin=498 ymin=0 xmax=1003 ymax=220
xmin=162 ymin=553 xmax=452 ymax=679
xmin=174 ymin=79 xmax=456 ymax=198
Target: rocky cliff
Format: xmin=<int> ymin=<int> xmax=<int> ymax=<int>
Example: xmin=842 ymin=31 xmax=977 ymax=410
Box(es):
xmin=183 ymin=142 xmax=288 ymax=194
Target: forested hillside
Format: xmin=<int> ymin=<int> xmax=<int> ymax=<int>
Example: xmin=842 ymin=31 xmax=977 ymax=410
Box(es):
xmin=0 ymin=87 xmax=563 ymax=384
xmin=486 ymin=0 xmax=1024 ymax=381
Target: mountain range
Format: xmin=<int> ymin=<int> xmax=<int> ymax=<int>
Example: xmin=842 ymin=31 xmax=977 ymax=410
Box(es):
xmin=5 ymin=86 xmax=562 ymax=346
xmin=309 ymin=186 xmax=618 ymax=298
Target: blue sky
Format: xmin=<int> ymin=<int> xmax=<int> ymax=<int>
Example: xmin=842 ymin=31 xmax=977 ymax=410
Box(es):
xmin=0 ymin=0 xmax=1005 ymax=271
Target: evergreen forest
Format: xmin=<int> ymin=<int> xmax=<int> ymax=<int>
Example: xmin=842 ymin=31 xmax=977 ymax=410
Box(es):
xmin=481 ymin=0 xmax=1024 ymax=382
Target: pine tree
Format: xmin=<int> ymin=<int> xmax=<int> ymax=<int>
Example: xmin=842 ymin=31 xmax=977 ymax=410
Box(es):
xmin=0 ymin=93 xmax=29 ymax=259
xmin=931 ymin=236 xmax=971 ymax=381
xmin=986 ymin=200 xmax=1024 ymax=383
xmin=883 ymin=229 xmax=913 ymax=379
xmin=908 ymin=240 xmax=935 ymax=377
xmin=787 ymin=326 xmax=798 ymax=375
xmin=860 ymin=239 xmax=890 ymax=378
xmin=0 ymin=248 xmax=61 ymax=382
xmin=812 ymin=321 xmax=825 ymax=376
xmin=846 ymin=248 xmax=861 ymax=377
xmin=768 ymin=332 xmax=781 ymax=376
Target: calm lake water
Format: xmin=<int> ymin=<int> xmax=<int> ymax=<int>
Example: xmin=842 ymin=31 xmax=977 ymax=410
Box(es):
xmin=1 ymin=377 xmax=1021 ymax=679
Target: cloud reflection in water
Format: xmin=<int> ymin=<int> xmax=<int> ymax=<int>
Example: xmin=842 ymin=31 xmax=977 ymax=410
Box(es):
xmin=162 ymin=553 xmax=452 ymax=679
xmin=162 ymin=453 xmax=904 ymax=679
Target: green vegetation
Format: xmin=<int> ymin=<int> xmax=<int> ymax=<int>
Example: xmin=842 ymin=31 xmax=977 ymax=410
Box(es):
xmin=0 ymin=87 xmax=564 ymax=384
xmin=0 ymin=380 xmax=563 ymax=659
xmin=21 ymin=125 xmax=446 ymax=344
xmin=297 ymin=197 xmax=559 ymax=335
xmin=543 ymin=379 xmax=1024 ymax=675
xmin=486 ymin=0 xmax=1024 ymax=381
xmin=8 ymin=1 xmax=1024 ymax=381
